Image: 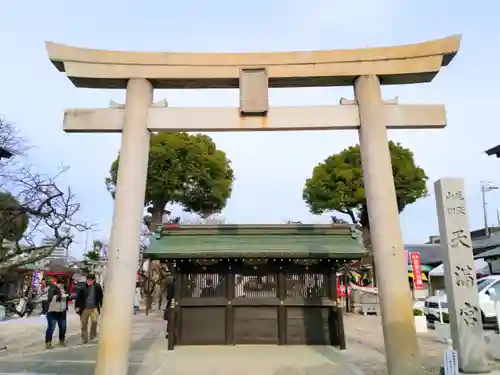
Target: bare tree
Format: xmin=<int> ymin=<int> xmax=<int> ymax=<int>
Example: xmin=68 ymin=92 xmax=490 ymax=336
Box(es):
xmin=0 ymin=118 xmax=90 ymax=305
xmin=0 ymin=166 xmax=89 ymax=275
xmin=0 ymin=118 xmax=25 ymax=157
xmin=137 ymin=214 xmax=226 ymax=314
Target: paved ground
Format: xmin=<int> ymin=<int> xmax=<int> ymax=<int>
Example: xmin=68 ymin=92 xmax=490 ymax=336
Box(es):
xmin=0 ymin=313 xmax=356 ymax=375
xmin=0 ymin=312 xmax=499 ymax=374
xmin=343 ymin=314 xmax=500 ymax=375
xmin=0 ymin=313 xmax=82 ymax=353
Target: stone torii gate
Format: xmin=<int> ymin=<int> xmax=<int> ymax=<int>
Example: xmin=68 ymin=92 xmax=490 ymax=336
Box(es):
xmin=46 ymin=35 xmax=460 ymax=375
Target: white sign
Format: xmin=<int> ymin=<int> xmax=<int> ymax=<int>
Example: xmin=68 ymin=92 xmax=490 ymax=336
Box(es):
xmin=444 ymin=349 xmax=459 ymax=375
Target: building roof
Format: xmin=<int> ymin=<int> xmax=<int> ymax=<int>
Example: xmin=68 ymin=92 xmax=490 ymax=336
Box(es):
xmin=475 ymin=245 xmax=500 ymax=260
xmin=0 ymin=146 xmax=13 ymax=159
xmin=485 ymin=144 xmax=500 ymax=158
xmin=405 ymin=236 xmax=500 ymax=266
xmin=405 ymin=244 xmax=443 ymax=266
xmin=144 ymin=224 xmax=367 ymax=260
xmin=471 ymin=232 xmax=500 ymax=250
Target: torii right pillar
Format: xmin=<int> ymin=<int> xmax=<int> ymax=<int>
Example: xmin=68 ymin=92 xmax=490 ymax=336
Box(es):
xmin=355 ymin=74 xmax=422 ymax=374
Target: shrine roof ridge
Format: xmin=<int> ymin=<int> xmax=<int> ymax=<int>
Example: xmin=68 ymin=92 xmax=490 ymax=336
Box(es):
xmin=146 ymin=224 xmax=365 ymax=260
xmin=46 ymin=35 xmax=461 ymax=89
xmin=155 ymin=223 xmax=357 ymax=237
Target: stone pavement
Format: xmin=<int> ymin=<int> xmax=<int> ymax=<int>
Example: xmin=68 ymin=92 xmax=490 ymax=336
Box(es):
xmin=0 ymin=312 xmax=499 ymax=374
xmin=343 ymin=314 xmax=500 ymax=375
xmin=0 ymin=312 xmax=82 ymax=353
xmin=0 ymin=312 xmax=363 ymax=375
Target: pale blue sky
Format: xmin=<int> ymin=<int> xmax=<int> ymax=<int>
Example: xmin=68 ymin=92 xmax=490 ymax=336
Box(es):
xmin=1 ymin=0 xmax=500 ymax=256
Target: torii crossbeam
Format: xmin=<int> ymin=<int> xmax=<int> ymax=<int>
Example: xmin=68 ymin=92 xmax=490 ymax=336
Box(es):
xmin=63 ymin=101 xmax=446 ymax=133
xmin=47 ymin=35 xmax=460 ymax=375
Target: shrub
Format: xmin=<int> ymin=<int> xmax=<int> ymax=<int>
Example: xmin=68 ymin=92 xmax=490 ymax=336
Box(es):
xmin=441 ymin=312 xmax=450 ymax=324
xmin=413 ymin=308 xmax=424 ymax=316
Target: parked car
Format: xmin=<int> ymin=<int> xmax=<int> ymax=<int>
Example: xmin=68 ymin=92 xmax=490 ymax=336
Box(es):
xmin=424 ymin=275 xmax=500 ymax=326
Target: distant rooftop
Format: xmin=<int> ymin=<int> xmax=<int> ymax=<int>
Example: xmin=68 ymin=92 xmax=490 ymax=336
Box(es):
xmin=485 ymin=144 xmax=500 ymax=158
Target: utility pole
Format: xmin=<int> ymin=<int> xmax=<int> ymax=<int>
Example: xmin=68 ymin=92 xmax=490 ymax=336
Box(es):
xmin=482 ymin=184 xmax=489 ymax=237
xmin=497 ymin=209 xmax=500 ymax=227
xmin=481 ymin=181 xmax=499 ymax=237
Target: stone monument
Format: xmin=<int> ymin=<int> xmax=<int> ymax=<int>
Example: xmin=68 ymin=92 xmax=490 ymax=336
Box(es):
xmin=435 ymin=178 xmax=489 ymax=373
xmin=47 ymin=36 xmax=461 ymax=375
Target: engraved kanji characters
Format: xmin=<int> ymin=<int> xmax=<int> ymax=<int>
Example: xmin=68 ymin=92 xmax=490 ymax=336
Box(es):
xmin=449 ymin=229 xmax=471 ymax=248
xmin=454 ymin=265 xmax=475 ymax=288
xmin=460 ymin=301 xmax=480 ymax=327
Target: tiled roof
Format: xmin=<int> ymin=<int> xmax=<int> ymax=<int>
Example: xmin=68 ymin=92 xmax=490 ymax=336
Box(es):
xmin=144 ymin=224 xmax=367 ymax=259
xmin=485 ymin=144 xmax=500 ymax=158
xmin=475 ymin=246 xmax=500 ymax=260
xmin=408 ymin=232 xmax=500 ymax=266
xmin=405 ymin=244 xmax=442 ymax=265
xmin=471 ymin=232 xmax=500 ymax=250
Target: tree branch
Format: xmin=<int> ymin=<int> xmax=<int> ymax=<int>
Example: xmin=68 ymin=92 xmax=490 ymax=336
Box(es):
xmin=1 ymin=166 xmax=90 ymax=276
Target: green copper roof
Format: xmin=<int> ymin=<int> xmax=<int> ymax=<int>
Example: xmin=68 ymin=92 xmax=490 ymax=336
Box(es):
xmin=144 ymin=224 xmax=367 ymax=259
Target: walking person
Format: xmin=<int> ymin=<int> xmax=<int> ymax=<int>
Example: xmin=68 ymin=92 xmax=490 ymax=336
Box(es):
xmin=75 ymin=274 xmax=103 ymax=344
xmin=133 ymin=282 xmax=142 ymax=315
xmin=40 ymin=279 xmax=48 ymax=316
xmin=45 ymin=277 xmax=71 ymax=350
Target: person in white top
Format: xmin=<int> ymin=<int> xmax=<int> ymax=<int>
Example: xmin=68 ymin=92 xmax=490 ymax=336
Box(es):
xmin=133 ymin=282 xmax=142 ymax=315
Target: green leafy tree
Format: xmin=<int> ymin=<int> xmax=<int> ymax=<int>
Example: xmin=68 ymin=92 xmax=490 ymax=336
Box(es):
xmin=106 ymin=132 xmax=234 ymax=228
xmin=303 ymin=141 xmax=428 ymax=231
xmin=303 ymin=141 xmax=427 ymax=284
xmin=0 ymin=192 xmax=29 ymax=243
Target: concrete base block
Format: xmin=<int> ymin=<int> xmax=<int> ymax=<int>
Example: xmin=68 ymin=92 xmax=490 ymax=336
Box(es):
xmin=414 ymin=315 xmax=428 ymax=333
xmin=435 ymin=322 xmax=452 ymax=344
xmin=487 ymin=334 xmax=500 ymax=360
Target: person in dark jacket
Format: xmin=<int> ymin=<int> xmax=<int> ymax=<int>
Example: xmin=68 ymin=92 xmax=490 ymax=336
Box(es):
xmin=74 ymin=274 xmax=103 ymax=344
xmin=45 ymin=277 xmax=72 ymax=349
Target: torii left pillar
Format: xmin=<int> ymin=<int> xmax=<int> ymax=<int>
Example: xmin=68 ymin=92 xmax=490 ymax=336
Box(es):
xmin=95 ymin=78 xmax=153 ymax=375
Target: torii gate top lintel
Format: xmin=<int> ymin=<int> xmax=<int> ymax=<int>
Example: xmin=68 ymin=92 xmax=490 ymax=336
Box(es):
xmin=46 ymin=35 xmax=460 ymax=89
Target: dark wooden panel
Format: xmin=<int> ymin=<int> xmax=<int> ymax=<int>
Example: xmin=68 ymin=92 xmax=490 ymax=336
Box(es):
xmin=234 ymin=307 xmax=278 ymax=344
xmin=283 ymin=297 xmax=336 ymax=307
xmin=231 ymin=297 xmax=279 ymax=306
xmin=278 ymin=305 xmax=287 ymax=345
xmin=179 ymin=297 xmax=227 ymax=307
xmin=286 ymin=307 xmax=332 ymax=345
xmin=226 ymin=305 xmax=234 ymax=345
xmin=179 ymin=307 xmax=226 ymax=345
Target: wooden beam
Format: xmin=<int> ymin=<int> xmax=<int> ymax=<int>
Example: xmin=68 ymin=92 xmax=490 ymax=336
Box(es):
xmin=63 ymin=104 xmax=446 ymax=133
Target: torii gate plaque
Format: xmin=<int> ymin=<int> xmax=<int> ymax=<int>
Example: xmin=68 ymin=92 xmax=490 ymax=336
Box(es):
xmin=47 ymin=35 xmax=461 ymax=375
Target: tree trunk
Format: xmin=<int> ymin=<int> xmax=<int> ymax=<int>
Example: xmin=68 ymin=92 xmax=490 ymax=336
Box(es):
xmin=149 ymin=201 xmax=166 ymax=232
xmin=361 ymin=227 xmax=377 ymax=287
